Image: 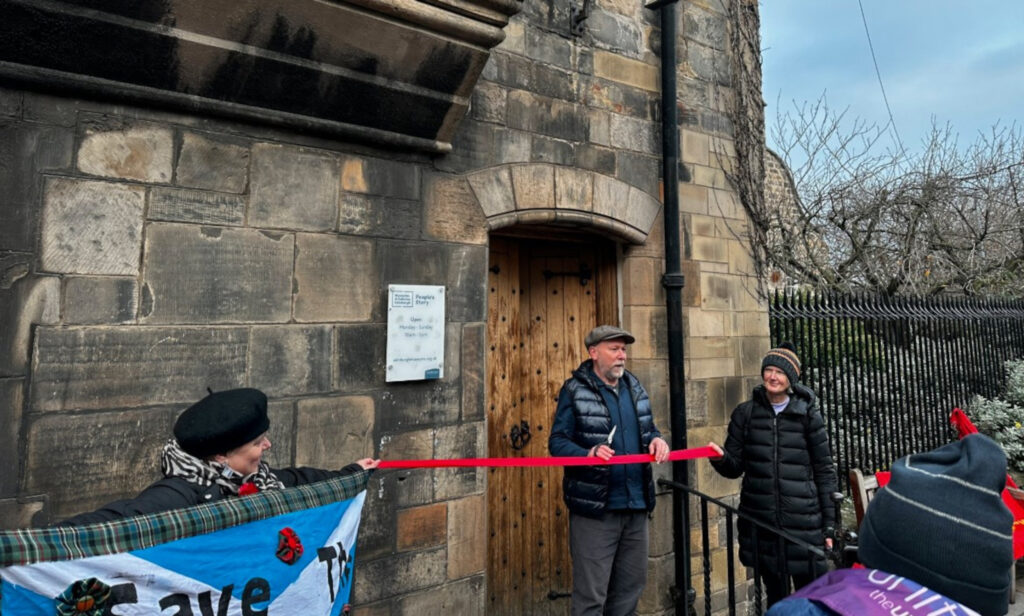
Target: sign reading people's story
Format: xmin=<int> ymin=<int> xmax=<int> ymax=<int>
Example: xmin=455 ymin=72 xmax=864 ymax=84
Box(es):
xmin=386 ymin=285 xmax=445 ymax=382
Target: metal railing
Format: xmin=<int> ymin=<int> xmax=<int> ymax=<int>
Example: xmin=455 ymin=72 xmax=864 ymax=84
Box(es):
xmin=770 ymin=291 xmax=1024 ymax=490
xmin=659 ymin=479 xmax=831 ymax=616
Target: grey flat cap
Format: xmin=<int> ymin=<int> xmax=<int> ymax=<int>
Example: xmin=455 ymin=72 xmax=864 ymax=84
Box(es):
xmin=584 ymin=325 xmax=635 ymax=347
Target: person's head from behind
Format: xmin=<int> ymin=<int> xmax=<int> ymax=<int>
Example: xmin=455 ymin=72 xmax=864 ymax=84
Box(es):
xmin=173 ymin=388 xmax=272 ymax=476
xmin=584 ymin=325 xmax=635 ymax=385
xmin=858 ymin=433 xmax=1014 ymax=616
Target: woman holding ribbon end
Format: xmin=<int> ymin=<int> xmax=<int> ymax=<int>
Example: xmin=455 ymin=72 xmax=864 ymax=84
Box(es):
xmin=707 ymin=343 xmax=838 ymax=607
xmin=60 ymin=388 xmax=379 ymax=526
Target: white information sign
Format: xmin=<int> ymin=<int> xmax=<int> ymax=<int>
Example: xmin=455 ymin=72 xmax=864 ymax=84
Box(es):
xmin=386 ymin=284 xmax=445 ymax=382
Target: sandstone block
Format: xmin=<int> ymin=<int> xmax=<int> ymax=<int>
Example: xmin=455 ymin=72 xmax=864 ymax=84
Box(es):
xmin=625 ymin=186 xmax=662 ymax=233
xmin=627 ymin=359 xmax=668 ymax=430
xmin=397 ymin=502 xmax=447 ymax=551
xmin=729 ymin=310 xmax=769 ymax=338
xmin=467 ymin=168 xmax=515 ymax=217
xmin=26 ymin=406 xmax=180 ymax=519
xmin=423 ymin=175 xmax=486 ymax=245
xmin=379 ymin=240 xmax=447 ymax=287
xmin=41 ymin=177 xmax=145 ymax=275
xmin=683 ymin=129 xmax=711 ymax=166
xmin=397 ymin=575 xmax=485 ymax=615
xmin=354 ymin=549 xmax=447 ymax=604
xmin=621 ymin=256 xmax=664 ymax=306
xmin=470 ymin=81 xmax=507 ymax=123
xmin=64 ymin=276 xmax=137 ymax=324
xmin=379 ymin=428 xmax=434 ymax=462
xmin=592 ymin=174 xmax=630 ymax=222
xmin=687 ymin=336 xmax=732 ymax=359
xmin=447 ymin=494 xmax=486 ymax=579
xmin=637 ymin=553 xmax=673 ymax=613
xmin=341 ymin=156 xmax=420 ymax=201
xmin=461 ymin=323 xmax=485 ymax=420
xmin=0 ymin=123 xmax=74 ymax=252
xmin=576 ymin=144 xmax=617 ymax=176
xmin=336 ymin=324 xmax=386 ymax=391
xmin=738 ymin=337 xmax=770 ymax=376
xmin=338 ymin=193 xmax=422 ymax=239
xmin=0 ymin=378 xmax=24 ymax=497
xmin=555 ymin=167 xmax=594 ymax=211
xmin=294 ymin=396 xmax=375 ymax=469
xmin=700 ymin=272 xmax=738 ymax=311
xmin=618 ymin=152 xmax=661 ymax=200
xmin=434 ymin=422 xmax=485 ymax=500
xmin=358 ymin=475 xmax=399 ymax=559
xmin=524 ymin=27 xmax=573 ymax=70
xmin=378 ymin=378 xmax=459 ymax=429
xmin=511 ymin=164 xmax=555 ymax=209
xmin=530 ymin=135 xmax=574 ymax=166
xmin=687 ymin=308 xmax=725 ymax=337
xmin=295 ymin=233 xmax=377 ymax=322
xmin=686 ymin=378 xmax=709 ymax=426
xmin=689 ymin=356 xmax=735 ymax=379
xmin=149 ymin=187 xmax=246 ymax=226
xmin=77 ymin=120 xmax=173 ymax=183
xmin=494 ymin=128 xmax=531 ymax=164
xmin=0 ymin=272 xmax=60 ymax=376
xmin=265 ymin=400 xmax=296 ymax=468
xmin=588 ymin=109 xmax=611 ymax=146
xmin=30 ymin=326 xmax=248 ymax=411
xmin=249 ymin=325 xmax=333 ymax=396
xmin=141 ymin=223 xmax=293 ymax=323
xmin=710 ymin=187 xmax=744 ymax=220
xmin=507 ymin=91 xmax=587 ymax=142
xmin=447 ymin=245 xmax=487 ymax=323
xmin=250 ymin=144 xmax=338 ymax=231
xmin=0 ymin=498 xmax=44 ymax=530
xmin=176 ymin=132 xmax=249 ymax=193
xmin=621 ymin=306 xmax=667 ymax=360
xmin=609 ymin=114 xmax=657 ymax=155
xmin=593 ymin=51 xmax=658 ymax=92
xmin=679 ymin=182 xmax=709 ymax=215
xmin=692 ymin=236 xmax=729 ymax=263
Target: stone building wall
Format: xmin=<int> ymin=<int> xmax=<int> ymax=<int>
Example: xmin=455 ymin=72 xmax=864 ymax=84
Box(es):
xmin=0 ymin=0 xmax=766 ymax=613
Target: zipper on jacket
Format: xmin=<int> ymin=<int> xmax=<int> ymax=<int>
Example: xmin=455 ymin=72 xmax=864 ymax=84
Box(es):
xmin=773 ymin=413 xmax=782 ymax=528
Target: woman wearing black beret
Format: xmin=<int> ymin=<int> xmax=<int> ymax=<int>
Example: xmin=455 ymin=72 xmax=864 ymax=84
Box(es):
xmin=60 ymin=388 xmax=379 ymax=526
xmin=707 ymin=343 xmax=838 ymax=607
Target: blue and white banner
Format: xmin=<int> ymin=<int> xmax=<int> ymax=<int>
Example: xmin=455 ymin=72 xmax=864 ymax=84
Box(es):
xmin=0 ymin=491 xmax=365 ymax=615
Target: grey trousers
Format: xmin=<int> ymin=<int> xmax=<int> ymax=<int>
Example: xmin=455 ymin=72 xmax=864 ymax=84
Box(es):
xmin=569 ymin=511 xmax=649 ymax=616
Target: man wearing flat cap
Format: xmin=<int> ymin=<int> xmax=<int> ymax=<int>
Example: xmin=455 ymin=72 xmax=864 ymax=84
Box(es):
xmin=549 ymin=325 xmax=670 ymax=616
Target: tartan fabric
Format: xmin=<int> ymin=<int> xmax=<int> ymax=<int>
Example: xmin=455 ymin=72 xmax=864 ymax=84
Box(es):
xmin=0 ymin=470 xmax=370 ymax=568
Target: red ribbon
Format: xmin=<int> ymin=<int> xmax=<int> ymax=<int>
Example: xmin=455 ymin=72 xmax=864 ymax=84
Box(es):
xmin=377 ymin=446 xmax=718 ymax=469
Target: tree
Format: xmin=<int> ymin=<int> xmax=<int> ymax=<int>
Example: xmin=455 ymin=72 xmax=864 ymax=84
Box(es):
xmin=758 ymin=96 xmax=1024 ymax=298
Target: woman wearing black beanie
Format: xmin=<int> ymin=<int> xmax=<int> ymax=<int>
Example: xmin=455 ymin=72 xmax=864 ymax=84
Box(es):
xmin=707 ymin=342 xmax=838 ymax=607
xmin=60 ymin=388 xmax=379 ymax=526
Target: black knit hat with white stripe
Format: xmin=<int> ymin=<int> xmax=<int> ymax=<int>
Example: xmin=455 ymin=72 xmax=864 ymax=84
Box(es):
xmin=761 ymin=342 xmax=800 ymax=384
xmin=858 ymin=433 xmax=1013 ymax=616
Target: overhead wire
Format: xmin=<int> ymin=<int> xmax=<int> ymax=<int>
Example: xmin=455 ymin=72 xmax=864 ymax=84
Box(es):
xmin=857 ymin=0 xmax=905 ymax=153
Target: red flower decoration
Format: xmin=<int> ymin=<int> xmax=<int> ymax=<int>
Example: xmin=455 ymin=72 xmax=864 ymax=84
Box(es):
xmin=276 ymin=527 xmax=304 ymax=565
xmin=238 ymin=482 xmax=259 ymax=496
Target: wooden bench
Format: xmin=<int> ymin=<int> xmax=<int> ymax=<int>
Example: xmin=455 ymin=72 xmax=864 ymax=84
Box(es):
xmin=848 ymin=468 xmax=879 ymax=528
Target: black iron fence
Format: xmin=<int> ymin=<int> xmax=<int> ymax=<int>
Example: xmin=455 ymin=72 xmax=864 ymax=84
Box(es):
xmin=770 ymin=291 xmax=1024 ymax=490
xmin=659 ymin=478 xmax=834 ymax=616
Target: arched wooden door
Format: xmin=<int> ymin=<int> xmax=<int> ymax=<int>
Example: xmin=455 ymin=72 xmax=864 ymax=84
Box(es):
xmin=486 ymin=235 xmax=618 ymax=614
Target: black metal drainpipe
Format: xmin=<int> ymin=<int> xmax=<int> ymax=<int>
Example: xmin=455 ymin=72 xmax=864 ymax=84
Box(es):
xmin=644 ymin=0 xmax=692 ymax=612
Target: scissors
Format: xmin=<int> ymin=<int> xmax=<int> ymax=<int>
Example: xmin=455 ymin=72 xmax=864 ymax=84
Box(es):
xmin=605 ymin=425 xmax=617 ymax=446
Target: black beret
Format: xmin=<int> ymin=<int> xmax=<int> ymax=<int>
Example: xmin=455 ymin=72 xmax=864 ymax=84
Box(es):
xmin=173 ymin=388 xmax=270 ymax=458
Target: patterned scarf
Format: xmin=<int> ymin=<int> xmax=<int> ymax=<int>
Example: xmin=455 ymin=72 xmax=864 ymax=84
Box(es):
xmin=160 ymin=439 xmax=285 ymax=495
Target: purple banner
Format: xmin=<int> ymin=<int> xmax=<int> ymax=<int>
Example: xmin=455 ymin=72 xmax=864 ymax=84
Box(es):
xmin=790 ymin=568 xmax=979 ymax=616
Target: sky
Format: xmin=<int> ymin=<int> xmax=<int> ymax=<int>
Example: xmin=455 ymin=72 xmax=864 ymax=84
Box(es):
xmin=759 ymin=1 xmax=1024 ymax=154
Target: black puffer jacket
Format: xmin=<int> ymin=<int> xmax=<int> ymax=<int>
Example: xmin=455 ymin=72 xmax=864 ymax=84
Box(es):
xmin=548 ymin=360 xmax=661 ymax=518
xmin=711 ymin=384 xmax=837 ymax=575
xmin=59 ymin=464 xmax=363 ymax=526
